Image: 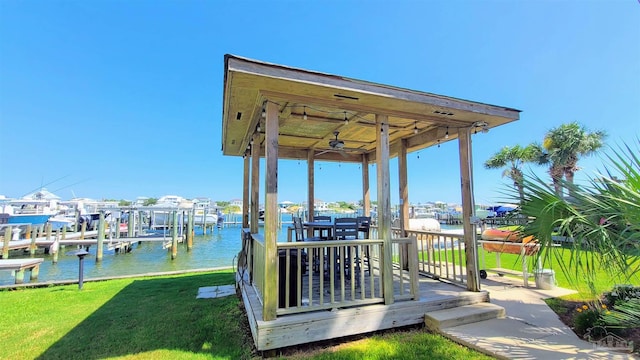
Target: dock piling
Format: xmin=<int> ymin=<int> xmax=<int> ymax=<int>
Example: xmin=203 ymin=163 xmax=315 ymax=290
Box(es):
xmin=96 ymin=211 xmax=105 ymax=262
xmin=2 ymin=227 xmax=10 ymax=259
xmin=29 ymin=227 xmax=37 ymax=256
xmin=52 ymin=229 xmax=60 ymax=264
xmin=171 ymin=210 xmax=178 ymax=259
xmin=187 ymin=209 xmax=194 ymax=250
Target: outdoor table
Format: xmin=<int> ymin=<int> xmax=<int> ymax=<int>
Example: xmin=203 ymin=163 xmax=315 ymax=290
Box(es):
xmin=302 ymin=221 xmax=334 ymax=240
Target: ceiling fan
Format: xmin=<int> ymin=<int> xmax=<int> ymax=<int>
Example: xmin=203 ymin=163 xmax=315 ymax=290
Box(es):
xmin=316 ymin=131 xmax=347 ymax=157
xmin=328 ymin=131 xmax=345 ymax=150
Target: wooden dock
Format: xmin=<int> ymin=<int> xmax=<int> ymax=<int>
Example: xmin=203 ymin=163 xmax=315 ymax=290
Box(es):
xmin=0 ymin=258 xmax=44 ymax=284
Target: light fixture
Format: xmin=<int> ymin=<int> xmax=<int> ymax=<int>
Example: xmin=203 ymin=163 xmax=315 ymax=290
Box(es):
xmin=261 ymin=108 xmax=266 ymax=118
xmin=256 ymin=123 xmax=261 ymax=132
xmin=344 ymin=111 xmax=348 ymax=125
xmin=413 ymin=121 xmax=418 ymax=134
xmin=445 ymin=126 xmax=449 ymax=139
xmin=437 ymin=139 xmax=441 ymax=148
xmin=303 ymin=106 xmax=307 ymax=120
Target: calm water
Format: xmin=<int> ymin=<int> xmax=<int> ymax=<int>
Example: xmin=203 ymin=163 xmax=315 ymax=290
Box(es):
xmin=1 ymin=213 xmax=462 ymax=286
xmin=0 ymin=224 xmax=285 ymax=286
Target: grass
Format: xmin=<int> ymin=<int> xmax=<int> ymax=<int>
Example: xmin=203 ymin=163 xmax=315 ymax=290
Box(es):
xmin=477 ymin=246 xmax=640 ymax=300
xmin=421 ymin=246 xmax=639 ymax=301
xmin=0 ymin=271 xmax=252 ymax=360
xmin=0 ymin=270 xmax=494 ymax=360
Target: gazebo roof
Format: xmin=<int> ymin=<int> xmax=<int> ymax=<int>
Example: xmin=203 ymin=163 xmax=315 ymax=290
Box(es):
xmin=222 ymin=54 xmax=520 ymax=162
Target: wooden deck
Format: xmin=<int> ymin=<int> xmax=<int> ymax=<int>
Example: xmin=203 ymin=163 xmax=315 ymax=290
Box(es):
xmin=238 ymin=267 xmax=489 ymax=351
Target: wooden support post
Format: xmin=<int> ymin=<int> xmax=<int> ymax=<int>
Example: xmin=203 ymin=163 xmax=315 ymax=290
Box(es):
xmin=2 ymin=227 xmax=10 ymax=259
xmin=263 ymin=100 xmax=279 ymax=321
xmin=376 ymin=114 xmax=394 ymax=305
xmin=399 ymin=139 xmax=409 ymax=270
xmin=458 ymin=128 xmax=480 ymax=292
xmin=242 ymin=151 xmax=250 ymax=228
xmin=30 ymin=226 xmax=37 ymax=256
xmin=25 ymin=224 xmax=31 ymax=240
xmin=15 ymin=269 xmax=25 ymax=284
xmin=52 ymin=229 xmax=60 ymax=264
xmin=128 ymin=209 xmax=134 ymax=238
xmin=80 ymin=221 xmax=86 ymax=240
xmin=361 ymin=154 xmax=370 ymax=217
xmin=74 ymin=207 xmax=80 ymax=232
xmin=62 ymin=225 xmax=67 ymax=240
xmin=187 ymin=209 xmax=194 ymax=250
xmin=46 ymin=223 xmax=52 ymax=242
xmin=30 ymin=264 xmax=40 ymax=281
xmin=171 ymin=210 xmax=178 ymax=259
xmin=115 ymin=213 xmax=121 ymax=239
xmin=250 ymin=132 xmax=260 ymax=234
xmin=307 ymin=150 xmax=315 ymax=222
xmin=96 ymin=211 xmax=105 ymax=262
xmin=139 ymin=211 xmax=144 ymax=235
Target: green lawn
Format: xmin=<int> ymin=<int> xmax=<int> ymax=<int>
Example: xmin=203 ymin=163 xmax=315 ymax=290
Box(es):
xmin=443 ymin=247 xmax=640 ymax=300
xmin=0 ymin=270 xmax=493 ymax=360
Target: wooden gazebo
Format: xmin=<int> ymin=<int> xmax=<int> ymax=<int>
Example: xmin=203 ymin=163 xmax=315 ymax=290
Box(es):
xmin=222 ymin=55 xmax=520 ymax=350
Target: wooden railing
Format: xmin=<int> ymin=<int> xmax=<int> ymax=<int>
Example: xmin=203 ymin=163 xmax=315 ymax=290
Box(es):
xmin=240 ymin=230 xmax=421 ymax=318
xmin=276 ymin=239 xmax=385 ymax=315
xmin=372 ymin=227 xmax=468 ymax=286
xmin=389 ymin=237 xmax=420 ymax=300
xmin=251 ymin=233 xmax=266 ymax=298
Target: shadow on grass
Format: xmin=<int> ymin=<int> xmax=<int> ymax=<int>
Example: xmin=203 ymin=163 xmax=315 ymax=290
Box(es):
xmin=37 ymin=272 xmax=254 ymax=359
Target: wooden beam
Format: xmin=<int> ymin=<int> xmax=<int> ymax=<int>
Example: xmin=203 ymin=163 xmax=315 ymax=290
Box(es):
xmin=261 ymin=90 xmax=474 ymax=128
xmin=263 ymin=100 xmax=279 ymax=320
xmin=376 ymin=114 xmax=394 ymax=305
xmin=458 ymin=128 xmax=480 ymax=292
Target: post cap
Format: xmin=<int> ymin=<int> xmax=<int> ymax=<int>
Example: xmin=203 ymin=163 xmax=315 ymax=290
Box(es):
xmin=67 ymin=249 xmax=90 ymax=257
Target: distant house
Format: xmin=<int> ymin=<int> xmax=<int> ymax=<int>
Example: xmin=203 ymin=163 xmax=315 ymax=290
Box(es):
xmin=315 ymin=199 xmax=329 ymax=212
xmin=230 ymin=199 xmax=243 ymax=208
xmin=193 ymin=197 xmax=212 ymax=208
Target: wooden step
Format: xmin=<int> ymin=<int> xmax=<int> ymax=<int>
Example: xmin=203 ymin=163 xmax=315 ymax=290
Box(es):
xmin=424 ymin=302 xmax=505 ymax=331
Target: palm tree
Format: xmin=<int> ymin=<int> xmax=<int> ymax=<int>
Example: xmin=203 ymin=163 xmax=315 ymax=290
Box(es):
xmin=542 ymin=122 xmax=606 ymax=196
xmin=518 ymin=140 xmax=640 ymax=329
xmin=484 ymin=143 xmax=544 ymax=202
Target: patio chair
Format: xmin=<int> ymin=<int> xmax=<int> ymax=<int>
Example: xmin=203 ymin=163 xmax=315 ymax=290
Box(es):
xmin=313 ymin=215 xmax=332 ymax=239
xmin=356 ymin=216 xmax=372 ymax=275
xmin=333 ymin=217 xmax=362 ymax=284
xmin=293 ymin=216 xmax=320 ymax=273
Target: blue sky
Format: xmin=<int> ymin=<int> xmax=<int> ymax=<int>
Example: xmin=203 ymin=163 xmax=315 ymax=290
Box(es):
xmin=1 ymin=1 xmax=638 ymax=206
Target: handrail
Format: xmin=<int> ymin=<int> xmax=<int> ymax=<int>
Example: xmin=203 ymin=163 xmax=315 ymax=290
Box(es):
xmin=372 ymin=226 xmax=468 ymax=286
xmin=275 ymin=239 xmax=385 ymax=315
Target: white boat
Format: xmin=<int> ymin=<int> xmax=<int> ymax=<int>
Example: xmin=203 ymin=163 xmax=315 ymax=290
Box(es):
xmin=149 ymin=195 xmax=219 ymax=228
xmin=0 ymin=189 xmax=62 ymax=226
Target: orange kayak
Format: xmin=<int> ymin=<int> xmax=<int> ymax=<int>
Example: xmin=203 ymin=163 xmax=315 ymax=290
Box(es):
xmin=480 ymin=228 xmax=538 ymax=255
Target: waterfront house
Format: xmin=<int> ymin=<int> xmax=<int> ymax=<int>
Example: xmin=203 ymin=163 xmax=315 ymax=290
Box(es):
xmin=221 ymin=55 xmax=521 ymax=351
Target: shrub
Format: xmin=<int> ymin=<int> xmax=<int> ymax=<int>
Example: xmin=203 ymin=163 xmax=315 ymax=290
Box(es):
xmin=573 ymin=304 xmax=605 ymax=336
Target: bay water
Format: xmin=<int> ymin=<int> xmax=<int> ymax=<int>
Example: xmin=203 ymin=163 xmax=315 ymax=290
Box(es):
xmin=1 ymin=213 xmax=461 ymax=286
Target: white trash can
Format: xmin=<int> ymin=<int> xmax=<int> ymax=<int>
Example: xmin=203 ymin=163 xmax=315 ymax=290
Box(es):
xmin=535 ymin=269 xmax=556 ymax=290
